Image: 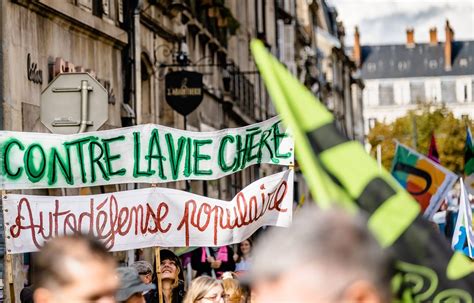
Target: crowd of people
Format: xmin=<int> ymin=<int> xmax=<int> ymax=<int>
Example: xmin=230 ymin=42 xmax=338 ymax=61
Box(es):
xmin=19 ymin=207 xmax=392 ymax=303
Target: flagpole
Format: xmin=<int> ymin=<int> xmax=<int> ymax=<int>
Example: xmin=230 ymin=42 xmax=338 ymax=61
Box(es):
xmin=460 ymin=179 xmax=474 ymax=258
xmin=150 ymin=183 xmax=164 ymax=303
xmin=155 ymin=247 xmax=163 ymax=303
xmin=412 ymin=115 xmax=417 ymax=150
xmin=376 ymin=144 xmax=382 ymax=171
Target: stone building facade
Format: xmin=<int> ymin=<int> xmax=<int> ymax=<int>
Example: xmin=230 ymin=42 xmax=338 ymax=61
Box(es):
xmin=135 ymin=0 xmax=279 ymax=200
xmin=280 ymin=0 xmax=365 ymax=204
xmin=0 ymin=0 xmax=281 ymax=300
xmin=0 ymin=0 xmax=127 ymax=299
xmin=0 ymin=0 xmax=363 ymax=300
xmin=293 ymin=0 xmax=365 ymax=144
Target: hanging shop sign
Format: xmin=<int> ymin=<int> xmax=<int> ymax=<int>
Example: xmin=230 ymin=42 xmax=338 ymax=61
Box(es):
xmin=0 ymin=116 xmax=293 ymax=189
xmin=165 ymin=71 xmax=204 ymax=116
xmin=3 ymin=170 xmax=293 ymax=254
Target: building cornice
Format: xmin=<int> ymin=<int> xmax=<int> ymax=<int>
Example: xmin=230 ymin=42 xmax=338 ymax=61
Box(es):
xmin=140 ymin=12 xmax=182 ymax=43
xmin=12 ymin=0 xmax=128 ymax=47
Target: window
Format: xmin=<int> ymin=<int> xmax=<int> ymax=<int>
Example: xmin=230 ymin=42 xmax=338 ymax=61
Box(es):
xmin=393 ymin=81 xmax=410 ymax=105
xmin=367 ymin=62 xmax=376 ymax=73
xmin=141 ymin=59 xmax=152 ymax=123
xmin=425 ymin=79 xmax=441 ymax=102
xmin=379 ymin=83 xmax=394 ymax=105
xmin=428 ymin=60 xmax=438 ymax=69
xmin=363 ymin=82 xmax=379 ymax=106
xmin=441 ymin=80 xmax=456 ymax=103
xmin=410 ymin=81 xmax=424 ymax=103
xmin=398 ymin=61 xmax=409 ymax=71
xmin=456 ymin=79 xmax=472 ymax=102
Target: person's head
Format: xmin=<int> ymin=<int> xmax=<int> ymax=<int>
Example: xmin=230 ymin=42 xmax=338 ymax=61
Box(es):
xmin=222 ymin=272 xmax=246 ymax=303
xmin=237 ymin=239 xmax=252 ymax=260
xmin=183 ymin=276 xmax=225 ymax=303
xmin=131 ymin=260 xmax=153 ymax=284
xmin=116 ymin=267 xmax=155 ymax=303
xmin=32 ymin=234 xmax=118 ymax=303
xmin=251 ymin=207 xmax=393 ymax=303
xmin=159 ymin=249 xmax=184 ymax=287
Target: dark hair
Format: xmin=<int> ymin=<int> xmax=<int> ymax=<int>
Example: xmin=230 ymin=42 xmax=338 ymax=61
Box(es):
xmin=159 ymin=249 xmax=186 ymax=303
xmin=236 ymin=238 xmax=253 ymax=263
xmin=32 ymin=234 xmax=115 ymax=290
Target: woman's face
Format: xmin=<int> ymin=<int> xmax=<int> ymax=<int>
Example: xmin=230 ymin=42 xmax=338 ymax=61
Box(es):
xmin=240 ymin=240 xmax=251 ymax=255
xmin=198 ymin=285 xmax=225 ymax=303
xmin=160 ymin=258 xmax=178 ymax=280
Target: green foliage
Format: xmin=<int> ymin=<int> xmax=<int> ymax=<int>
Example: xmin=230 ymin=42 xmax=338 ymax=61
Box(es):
xmin=367 ymin=103 xmax=474 ymax=173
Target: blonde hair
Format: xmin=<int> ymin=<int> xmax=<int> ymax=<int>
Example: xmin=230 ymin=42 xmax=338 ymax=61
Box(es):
xmin=183 ymin=276 xmax=222 ymax=303
xmin=222 ymin=273 xmax=244 ymax=303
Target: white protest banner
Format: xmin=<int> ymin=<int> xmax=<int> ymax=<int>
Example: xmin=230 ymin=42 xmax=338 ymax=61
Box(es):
xmin=3 ymin=170 xmax=293 ymax=254
xmin=0 ymin=116 xmax=293 ymax=189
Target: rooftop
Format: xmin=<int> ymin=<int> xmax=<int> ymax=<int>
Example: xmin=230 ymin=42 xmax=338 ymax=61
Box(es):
xmin=355 ymin=40 xmax=474 ymax=79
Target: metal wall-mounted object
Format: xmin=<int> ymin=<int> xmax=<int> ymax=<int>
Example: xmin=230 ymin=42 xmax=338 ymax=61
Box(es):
xmin=40 ymin=73 xmax=108 ymax=134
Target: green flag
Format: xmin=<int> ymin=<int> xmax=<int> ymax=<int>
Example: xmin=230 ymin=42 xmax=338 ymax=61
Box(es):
xmin=251 ymin=39 xmax=474 ymax=301
xmin=465 ymin=127 xmax=474 ymax=195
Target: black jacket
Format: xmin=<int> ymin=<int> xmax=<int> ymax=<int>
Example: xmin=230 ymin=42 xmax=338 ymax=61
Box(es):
xmin=144 ymin=281 xmax=185 ymax=303
xmin=191 ymin=246 xmax=236 ymax=278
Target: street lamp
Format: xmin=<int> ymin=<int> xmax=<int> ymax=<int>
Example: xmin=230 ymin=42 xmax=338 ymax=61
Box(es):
xmin=176 ymin=39 xmax=189 ymax=66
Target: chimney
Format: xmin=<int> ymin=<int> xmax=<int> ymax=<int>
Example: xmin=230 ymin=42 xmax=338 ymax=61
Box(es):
xmin=406 ymin=28 xmax=415 ymax=47
xmin=353 ymin=26 xmax=361 ymax=67
xmin=429 ymin=27 xmax=437 ymax=45
xmin=444 ymin=20 xmax=454 ymax=70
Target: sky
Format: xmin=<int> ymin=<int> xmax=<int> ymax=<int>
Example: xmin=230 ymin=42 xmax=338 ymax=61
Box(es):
xmin=326 ymin=0 xmax=474 ymax=46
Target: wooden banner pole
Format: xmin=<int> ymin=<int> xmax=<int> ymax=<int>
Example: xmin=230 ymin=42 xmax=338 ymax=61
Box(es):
xmin=2 ymin=191 xmax=15 ymax=302
xmin=155 ymin=247 xmax=164 ymax=303
xmin=5 ymin=253 xmax=15 ymax=302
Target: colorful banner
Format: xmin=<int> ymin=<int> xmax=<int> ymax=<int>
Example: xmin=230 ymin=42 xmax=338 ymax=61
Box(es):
xmin=3 ymin=170 xmax=293 ymax=254
xmin=250 ymin=39 xmax=474 ymax=302
xmin=452 ymin=178 xmax=474 ymax=258
xmin=391 ymin=143 xmax=458 ymax=219
xmin=0 ymin=116 xmax=293 ymax=189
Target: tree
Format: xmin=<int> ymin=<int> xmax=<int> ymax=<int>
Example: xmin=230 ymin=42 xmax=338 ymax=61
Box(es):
xmin=367 ymin=103 xmax=473 ymax=173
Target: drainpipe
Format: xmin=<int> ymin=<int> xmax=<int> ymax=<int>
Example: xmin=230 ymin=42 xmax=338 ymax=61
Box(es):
xmin=134 ymin=0 xmax=142 ymax=124
xmin=0 ymin=0 xmax=4 ymax=130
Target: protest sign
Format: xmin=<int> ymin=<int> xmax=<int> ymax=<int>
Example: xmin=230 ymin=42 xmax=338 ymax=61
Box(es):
xmin=0 ymin=116 xmax=293 ymax=189
xmin=3 ymin=170 xmax=293 ymax=254
xmin=391 ymin=143 xmax=458 ymax=219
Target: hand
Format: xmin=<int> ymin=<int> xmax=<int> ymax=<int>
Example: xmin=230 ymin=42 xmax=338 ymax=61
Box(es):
xmin=207 ymin=256 xmax=216 ymax=263
xmin=210 ymin=260 xmax=222 ymax=269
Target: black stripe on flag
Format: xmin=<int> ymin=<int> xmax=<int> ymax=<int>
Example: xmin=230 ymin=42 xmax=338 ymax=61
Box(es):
xmin=306 ymin=122 xmax=348 ymax=155
xmin=356 ymin=177 xmax=397 ymax=213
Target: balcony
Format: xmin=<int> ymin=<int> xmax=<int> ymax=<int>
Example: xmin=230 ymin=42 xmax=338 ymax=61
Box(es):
xmin=183 ymin=0 xmax=240 ymax=47
xmin=223 ymin=64 xmax=257 ymax=121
